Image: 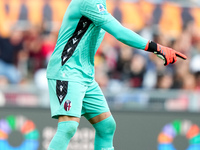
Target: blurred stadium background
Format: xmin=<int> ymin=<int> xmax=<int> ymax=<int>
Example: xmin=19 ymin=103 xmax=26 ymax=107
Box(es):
xmin=0 ymin=0 xmax=200 ymax=149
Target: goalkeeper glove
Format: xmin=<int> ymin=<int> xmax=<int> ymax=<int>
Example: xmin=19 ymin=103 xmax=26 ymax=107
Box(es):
xmin=145 ymin=41 xmax=187 ymax=66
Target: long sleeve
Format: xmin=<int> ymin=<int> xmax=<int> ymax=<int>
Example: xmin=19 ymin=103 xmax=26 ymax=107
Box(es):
xmin=101 ymin=18 xmax=148 ymax=50
xmin=80 ymin=0 xmax=148 ymax=50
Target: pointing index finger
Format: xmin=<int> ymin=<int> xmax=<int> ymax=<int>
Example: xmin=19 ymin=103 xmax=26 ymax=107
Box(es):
xmin=175 ymin=51 xmax=187 ymax=60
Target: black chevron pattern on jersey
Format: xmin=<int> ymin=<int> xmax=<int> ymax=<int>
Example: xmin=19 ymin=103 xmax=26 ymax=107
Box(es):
xmin=56 ymin=80 xmax=68 ymax=104
xmin=61 ymin=16 xmax=92 ymax=66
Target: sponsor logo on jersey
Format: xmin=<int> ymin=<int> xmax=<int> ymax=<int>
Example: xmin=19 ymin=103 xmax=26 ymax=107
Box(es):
xmin=100 ymin=29 xmax=105 ymax=33
xmin=83 ymin=22 xmax=87 ymax=28
xmin=78 ymin=30 xmax=82 ymax=35
xmin=62 ymin=56 xmax=68 ymax=62
xmin=72 ymin=38 xmax=78 ymax=44
xmin=60 ymin=85 xmax=63 ymax=91
xmin=67 ymin=47 xmax=72 ymax=52
xmin=59 ymin=95 xmax=63 ymax=101
xmin=64 ymin=100 xmax=72 ymax=111
xmin=97 ymin=4 xmax=106 ymax=14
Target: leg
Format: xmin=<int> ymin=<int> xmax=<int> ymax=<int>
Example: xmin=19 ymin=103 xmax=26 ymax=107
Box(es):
xmin=47 ymin=80 xmax=87 ymax=150
xmin=82 ymin=81 xmax=116 ymax=150
xmin=89 ymin=112 xmax=116 ymax=150
xmin=48 ymin=116 xmax=80 ymax=150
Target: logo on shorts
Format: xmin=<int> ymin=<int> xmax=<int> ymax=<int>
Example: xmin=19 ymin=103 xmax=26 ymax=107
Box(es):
xmin=64 ymin=100 xmax=72 ymax=111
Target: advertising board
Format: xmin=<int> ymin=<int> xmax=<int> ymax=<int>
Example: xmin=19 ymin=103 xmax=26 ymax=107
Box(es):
xmin=0 ymin=108 xmax=200 ymax=150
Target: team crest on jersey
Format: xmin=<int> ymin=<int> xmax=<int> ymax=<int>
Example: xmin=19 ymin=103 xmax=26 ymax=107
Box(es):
xmin=64 ymin=100 xmax=72 ymax=111
xmin=97 ymin=4 xmax=106 ymax=14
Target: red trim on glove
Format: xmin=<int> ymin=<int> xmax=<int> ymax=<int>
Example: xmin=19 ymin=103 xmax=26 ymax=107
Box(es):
xmin=144 ymin=40 xmax=149 ymax=51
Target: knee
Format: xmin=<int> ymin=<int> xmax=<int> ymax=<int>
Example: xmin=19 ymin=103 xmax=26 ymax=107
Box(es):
xmin=57 ymin=121 xmax=79 ymax=139
xmin=93 ymin=116 xmax=116 ymax=136
xmin=103 ymin=116 xmax=116 ymax=134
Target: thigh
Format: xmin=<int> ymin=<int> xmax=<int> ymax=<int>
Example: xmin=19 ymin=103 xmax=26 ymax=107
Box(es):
xmin=82 ymin=81 xmax=110 ymax=120
xmin=48 ymin=79 xmax=87 ymax=119
xmin=0 ymin=60 xmax=21 ymax=83
xmin=58 ymin=115 xmax=80 ymax=123
xmin=88 ymin=112 xmax=111 ymax=124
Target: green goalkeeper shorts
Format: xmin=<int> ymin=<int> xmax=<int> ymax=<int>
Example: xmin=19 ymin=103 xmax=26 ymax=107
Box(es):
xmin=47 ymin=79 xmax=110 ymax=120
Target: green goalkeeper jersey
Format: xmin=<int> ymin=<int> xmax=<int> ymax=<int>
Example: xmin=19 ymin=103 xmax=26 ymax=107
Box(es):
xmin=46 ymin=0 xmax=148 ymax=85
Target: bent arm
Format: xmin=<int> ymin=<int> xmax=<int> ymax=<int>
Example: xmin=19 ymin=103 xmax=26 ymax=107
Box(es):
xmin=79 ymin=0 xmax=187 ymax=66
xmin=101 ymin=18 xmax=148 ymax=50
xmin=80 ymin=0 xmax=148 ymax=50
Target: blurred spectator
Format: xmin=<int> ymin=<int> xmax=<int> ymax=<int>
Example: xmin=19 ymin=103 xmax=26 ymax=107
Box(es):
xmin=181 ymin=7 xmax=194 ymax=29
xmin=23 ymin=26 xmax=43 ymax=74
xmin=190 ymin=55 xmax=200 ymax=73
xmin=195 ymin=72 xmax=200 ymax=90
xmin=4 ymin=0 xmax=10 ymax=15
xmin=0 ymin=31 xmax=23 ymax=84
xmin=173 ymin=60 xmax=190 ymax=89
xmin=0 ymin=91 xmax=5 ymax=106
xmin=43 ymin=0 xmax=52 ymax=22
xmin=156 ymin=71 xmax=173 ymax=89
xmin=0 ymin=76 xmax=9 ymax=86
xmin=129 ymin=54 xmax=146 ymax=88
xmin=0 ymin=0 xmax=200 ymax=94
xmin=95 ymin=71 xmax=109 ymax=88
xmin=152 ymin=3 xmax=162 ymax=25
xmin=42 ymin=0 xmax=53 ymax=34
xmin=116 ymin=46 xmax=133 ymax=80
xmin=190 ymin=55 xmax=200 ymax=90
xmin=113 ymin=0 xmax=122 ymax=23
xmin=40 ymin=33 xmax=56 ymax=64
xmin=18 ymin=0 xmax=28 ymax=21
xmin=182 ymin=73 xmax=196 ymax=90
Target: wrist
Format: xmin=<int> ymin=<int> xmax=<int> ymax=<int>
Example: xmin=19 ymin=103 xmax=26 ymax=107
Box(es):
xmin=145 ymin=40 xmax=157 ymax=52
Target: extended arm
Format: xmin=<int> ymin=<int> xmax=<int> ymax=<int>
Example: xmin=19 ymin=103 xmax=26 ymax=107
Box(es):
xmin=101 ymin=18 xmax=187 ymax=65
xmin=80 ymin=0 xmax=187 ymax=65
xmin=101 ymin=19 xmax=148 ymax=50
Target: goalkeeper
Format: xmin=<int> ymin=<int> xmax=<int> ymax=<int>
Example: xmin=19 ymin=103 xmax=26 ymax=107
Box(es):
xmin=46 ymin=0 xmax=187 ymax=149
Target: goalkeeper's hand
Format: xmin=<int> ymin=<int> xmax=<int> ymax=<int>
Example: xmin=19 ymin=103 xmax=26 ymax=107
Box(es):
xmin=145 ymin=41 xmax=187 ymax=66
